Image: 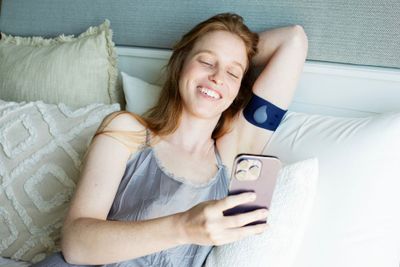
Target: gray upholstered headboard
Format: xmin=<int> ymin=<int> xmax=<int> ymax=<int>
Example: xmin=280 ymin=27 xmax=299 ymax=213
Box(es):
xmin=0 ymin=0 xmax=399 ymax=69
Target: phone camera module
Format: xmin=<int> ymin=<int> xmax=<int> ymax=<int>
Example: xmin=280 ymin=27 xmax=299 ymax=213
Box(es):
xmin=235 ymin=158 xmax=262 ymax=181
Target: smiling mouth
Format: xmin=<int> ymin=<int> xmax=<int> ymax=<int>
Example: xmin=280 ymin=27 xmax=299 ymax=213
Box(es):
xmin=197 ymin=86 xmax=221 ymax=100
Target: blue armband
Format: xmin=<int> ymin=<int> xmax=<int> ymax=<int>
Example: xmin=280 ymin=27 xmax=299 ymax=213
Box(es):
xmin=243 ymin=93 xmax=287 ymax=131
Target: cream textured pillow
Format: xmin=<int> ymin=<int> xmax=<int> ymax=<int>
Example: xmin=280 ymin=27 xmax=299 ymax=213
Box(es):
xmin=265 ymin=111 xmax=400 ymax=267
xmin=0 ymin=20 xmax=121 ymax=107
xmin=121 ymin=72 xmax=162 ymax=115
xmin=205 ymin=158 xmax=319 ymax=267
xmin=0 ymin=100 xmax=120 ymax=263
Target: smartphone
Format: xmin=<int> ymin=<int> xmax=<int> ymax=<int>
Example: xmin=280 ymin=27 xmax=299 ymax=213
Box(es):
xmin=223 ymin=153 xmax=282 ymax=225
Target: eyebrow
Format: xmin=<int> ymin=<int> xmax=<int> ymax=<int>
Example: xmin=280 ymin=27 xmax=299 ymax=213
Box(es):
xmin=194 ymin=49 xmax=245 ymax=72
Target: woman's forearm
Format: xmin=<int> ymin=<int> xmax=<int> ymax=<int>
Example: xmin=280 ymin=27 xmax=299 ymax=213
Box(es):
xmin=252 ymin=25 xmax=308 ymax=67
xmin=61 ymin=214 xmax=186 ymax=265
xmin=248 ymin=24 xmax=308 ymax=109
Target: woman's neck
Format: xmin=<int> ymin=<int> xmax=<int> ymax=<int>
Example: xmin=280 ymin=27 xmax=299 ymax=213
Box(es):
xmin=160 ymin=113 xmax=219 ymax=156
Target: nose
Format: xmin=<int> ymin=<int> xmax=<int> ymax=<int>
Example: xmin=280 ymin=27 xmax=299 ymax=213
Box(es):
xmin=209 ymin=70 xmax=223 ymax=86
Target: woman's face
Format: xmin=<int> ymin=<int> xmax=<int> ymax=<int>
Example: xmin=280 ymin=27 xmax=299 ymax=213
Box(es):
xmin=179 ymin=30 xmax=248 ymax=120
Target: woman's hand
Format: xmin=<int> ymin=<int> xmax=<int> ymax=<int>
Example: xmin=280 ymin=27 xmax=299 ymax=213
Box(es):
xmin=177 ymin=192 xmax=268 ymax=246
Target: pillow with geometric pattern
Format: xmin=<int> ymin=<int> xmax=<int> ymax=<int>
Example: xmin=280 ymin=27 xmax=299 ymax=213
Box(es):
xmin=0 ymin=100 xmax=120 ymax=263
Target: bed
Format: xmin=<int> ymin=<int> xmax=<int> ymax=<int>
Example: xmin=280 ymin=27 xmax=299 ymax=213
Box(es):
xmin=0 ymin=1 xmax=399 ymax=266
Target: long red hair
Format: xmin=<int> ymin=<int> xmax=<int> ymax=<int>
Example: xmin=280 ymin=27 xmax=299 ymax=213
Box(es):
xmin=143 ymin=13 xmax=259 ymax=139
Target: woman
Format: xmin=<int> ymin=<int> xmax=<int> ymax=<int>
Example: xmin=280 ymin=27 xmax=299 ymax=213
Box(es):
xmin=35 ymin=13 xmax=308 ymax=266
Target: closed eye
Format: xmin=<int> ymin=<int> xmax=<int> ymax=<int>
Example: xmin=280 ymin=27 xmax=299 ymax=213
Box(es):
xmin=228 ymin=72 xmax=239 ymax=79
xmin=200 ymin=60 xmax=213 ymax=67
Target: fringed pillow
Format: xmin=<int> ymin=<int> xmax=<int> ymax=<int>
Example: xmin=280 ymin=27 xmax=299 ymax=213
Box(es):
xmin=0 ymin=20 xmax=122 ymax=107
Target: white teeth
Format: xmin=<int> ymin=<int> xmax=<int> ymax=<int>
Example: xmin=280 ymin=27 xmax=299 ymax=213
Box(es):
xmin=199 ymin=87 xmax=220 ymax=99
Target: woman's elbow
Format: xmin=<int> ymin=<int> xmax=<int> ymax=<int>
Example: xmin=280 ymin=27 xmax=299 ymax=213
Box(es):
xmin=290 ymin=25 xmax=309 ymax=47
xmin=61 ymin=236 xmax=82 ymax=264
xmin=60 ymin=224 xmax=85 ymax=264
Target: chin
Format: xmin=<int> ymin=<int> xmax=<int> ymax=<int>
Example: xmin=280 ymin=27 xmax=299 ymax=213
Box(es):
xmin=191 ymin=107 xmax=222 ymax=120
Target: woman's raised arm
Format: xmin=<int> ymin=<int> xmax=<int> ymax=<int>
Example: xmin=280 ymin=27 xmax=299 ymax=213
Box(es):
xmin=227 ymin=25 xmax=308 ymax=156
xmin=252 ymin=25 xmax=308 ymax=109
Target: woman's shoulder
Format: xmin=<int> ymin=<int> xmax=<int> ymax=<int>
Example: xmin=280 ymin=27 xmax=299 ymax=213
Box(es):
xmin=100 ymin=111 xmax=147 ymax=133
xmin=93 ymin=111 xmax=149 ymax=154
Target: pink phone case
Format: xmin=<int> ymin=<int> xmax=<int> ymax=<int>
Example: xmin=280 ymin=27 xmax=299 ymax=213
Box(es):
xmin=223 ymin=154 xmax=282 ymax=225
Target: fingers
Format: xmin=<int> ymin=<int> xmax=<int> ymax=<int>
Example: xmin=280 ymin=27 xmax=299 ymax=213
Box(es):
xmin=215 ymin=223 xmax=268 ymax=246
xmin=222 ymin=208 xmax=268 ymax=228
xmin=182 ymin=195 xmax=269 ymax=246
xmin=215 ymin=192 xmax=257 ymax=211
xmin=230 ymin=223 xmax=268 ymax=240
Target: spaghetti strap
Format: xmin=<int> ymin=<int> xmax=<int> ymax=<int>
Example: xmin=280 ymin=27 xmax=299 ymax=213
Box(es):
xmin=213 ymin=143 xmax=224 ymax=167
xmin=213 ymin=143 xmax=230 ymax=189
xmin=145 ymin=128 xmax=150 ymax=146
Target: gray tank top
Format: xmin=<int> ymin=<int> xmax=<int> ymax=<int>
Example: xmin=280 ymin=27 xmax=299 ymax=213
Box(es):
xmin=104 ymin=130 xmax=230 ymax=267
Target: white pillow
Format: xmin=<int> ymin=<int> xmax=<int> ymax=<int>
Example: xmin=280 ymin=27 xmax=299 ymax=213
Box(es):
xmin=121 ymin=72 xmax=162 ymax=115
xmin=205 ymin=158 xmax=319 ymax=267
xmin=0 ymin=100 xmax=120 ymax=263
xmin=265 ymin=111 xmax=400 ymax=267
